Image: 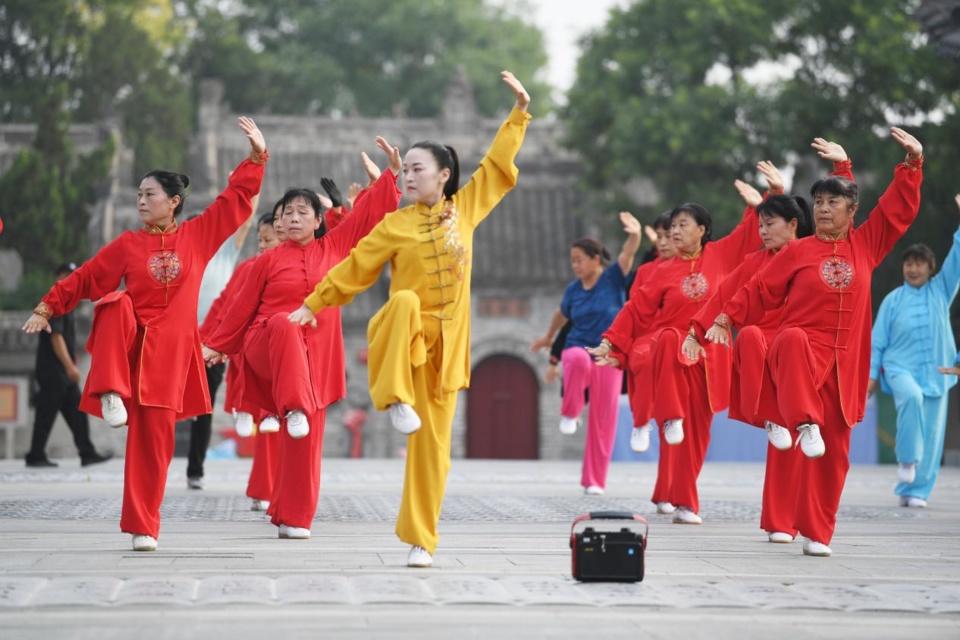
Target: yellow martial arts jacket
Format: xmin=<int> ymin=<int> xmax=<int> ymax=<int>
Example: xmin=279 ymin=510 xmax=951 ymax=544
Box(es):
xmin=304 ymin=106 xmax=531 ymax=396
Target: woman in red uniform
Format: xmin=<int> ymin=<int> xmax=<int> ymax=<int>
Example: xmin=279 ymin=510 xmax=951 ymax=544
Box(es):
xmin=686 ymin=143 xmax=851 ymax=544
xmin=706 ymin=127 xmax=923 ymax=556
xmin=590 ymin=178 xmax=763 ymax=525
xmin=203 ymin=140 xmax=402 ymax=540
xmin=22 ymin=117 xmax=268 ymax=552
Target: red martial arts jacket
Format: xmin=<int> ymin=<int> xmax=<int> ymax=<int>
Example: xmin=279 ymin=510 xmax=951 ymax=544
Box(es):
xmin=206 ymin=169 xmax=402 ymax=413
xmin=40 ymin=159 xmax=265 ymax=419
xmin=603 ymin=205 xmax=761 ymax=412
xmin=721 ymin=161 xmax=922 ymax=426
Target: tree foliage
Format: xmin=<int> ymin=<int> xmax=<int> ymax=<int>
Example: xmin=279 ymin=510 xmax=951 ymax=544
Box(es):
xmin=181 ymin=0 xmax=552 ymax=117
xmin=564 ymin=0 xmax=960 ymax=255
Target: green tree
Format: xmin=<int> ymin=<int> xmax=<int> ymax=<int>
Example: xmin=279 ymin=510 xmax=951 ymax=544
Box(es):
xmin=182 ymin=0 xmax=551 ymax=117
xmin=564 ymin=0 xmax=960 ymax=247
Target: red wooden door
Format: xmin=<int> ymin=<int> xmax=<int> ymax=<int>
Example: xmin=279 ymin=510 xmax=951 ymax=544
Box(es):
xmin=466 ymin=354 xmax=539 ymax=459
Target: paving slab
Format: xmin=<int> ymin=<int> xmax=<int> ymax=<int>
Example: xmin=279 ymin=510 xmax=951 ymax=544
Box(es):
xmin=0 ymin=458 xmax=959 ymax=638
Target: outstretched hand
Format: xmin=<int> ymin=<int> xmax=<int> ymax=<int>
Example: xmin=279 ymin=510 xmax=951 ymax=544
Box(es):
xmin=288 ymin=304 xmax=318 ymax=329
xmin=756 ymin=160 xmax=785 ymax=194
xmin=704 ymin=323 xmax=731 ymax=348
xmin=811 ymin=138 xmax=848 ymax=163
xmin=320 ymin=177 xmax=343 ymax=208
xmin=202 ymin=345 xmax=226 ymax=366
xmin=734 ymin=179 xmax=763 ymax=208
xmin=938 ymin=365 xmax=960 ymax=376
xmin=955 ymin=194 xmax=960 ymax=215
xmin=238 ymin=116 xmax=266 ymax=153
xmin=501 ymin=70 xmax=530 ymax=112
xmin=22 ymin=313 xmax=51 ymax=334
xmin=682 ymin=336 xmax=705 ymax=363
xmin=347 ymin=182 xmax=363 ymax=207
xmin=620 ymin=211 xmax=641 ymax=237
xmin=585 ymin=343 xmax=611 ymax=359
xmin=376 ymin=136 xmax=402 ymax=174
xmin=643 ymin=225 xmax=658 ymax=245
xmin=530 ymin=336 xmax=552 ymax=352
xmin=891 ymin=126 xmax=922 ymax=160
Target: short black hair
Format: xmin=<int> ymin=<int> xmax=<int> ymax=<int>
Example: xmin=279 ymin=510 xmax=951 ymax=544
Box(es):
xmin=670 ymin=203 xmax=712 ymax=245
xmin=901 ymin=243 xmax=936 ymax=272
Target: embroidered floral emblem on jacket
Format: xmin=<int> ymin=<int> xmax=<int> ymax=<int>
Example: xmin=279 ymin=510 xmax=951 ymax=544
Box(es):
xmin=681 ymin=272 xmax=709 ymax=300
xmin=148 ymin=251 xmax=182 ymax=285
xmin=820 ymin=256 xmax=854 ymax=290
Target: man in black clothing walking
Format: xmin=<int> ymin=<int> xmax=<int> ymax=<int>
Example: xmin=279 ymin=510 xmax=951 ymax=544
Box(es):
xmin=25 ymin=263 xmax=112 ymax=468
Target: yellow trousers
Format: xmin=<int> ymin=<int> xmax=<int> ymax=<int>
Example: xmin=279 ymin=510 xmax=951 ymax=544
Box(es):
xmin=368 ymin=291 xmax=456 ymax=554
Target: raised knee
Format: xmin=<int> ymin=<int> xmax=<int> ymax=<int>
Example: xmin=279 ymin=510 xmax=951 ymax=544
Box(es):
xmin=738 ymin=325 xmax=764 ymax=344
xmin=389 ymin=290 xmax=421 ymax=311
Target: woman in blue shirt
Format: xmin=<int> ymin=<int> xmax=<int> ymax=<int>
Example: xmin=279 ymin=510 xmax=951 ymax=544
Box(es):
xmin=869 ymin=195 xmax=960 ymax=507
xmin=531 ymin=213 xmax=641 ymax=494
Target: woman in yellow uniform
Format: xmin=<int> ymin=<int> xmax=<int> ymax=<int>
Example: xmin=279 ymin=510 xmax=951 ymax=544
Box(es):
xmin=289 ymin=71 xmax=530 ymax=567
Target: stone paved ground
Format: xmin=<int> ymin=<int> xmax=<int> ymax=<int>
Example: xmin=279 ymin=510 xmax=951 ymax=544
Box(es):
xmin=1 ymin=457 xmax=958 ymax=639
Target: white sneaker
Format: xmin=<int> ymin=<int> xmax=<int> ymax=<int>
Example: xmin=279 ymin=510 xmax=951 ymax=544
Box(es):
xmin=259 ymin=415 xmax=280 ymax=433
xmin=584 ymin=485 xmax=604 ymax=495
xmin=559 ymin=416 xmax=579 ymax=435
xmin=765 ymin=421 xmax=792 ymax=451
xmin=100 ymin=393 xmax=127 ymax=428
xmin=656 ymin=502 xmax=676 ymax=515
xmin=278 ymin=524 xmax=310 ymax=539
xmin=897 ymin=463 xmax=916 ymax=484
xmin=802 ymin=538 xmax=832 ymax=557
xmin=663 ymin=419 xmax=684 ymax=445
xmin=630 ymin=425 xmax=652 ymax=453
xmin=388 ymin=403 xmax=422 ymax=435
xmin=235 ymin=411 xmax=255 ymax=438
xmin=795 ymin=423 xmax=825 ymax=458
xmin=132 ymin=535 xmax=157 ymax=552
xmin=286 ymin=410 xmax=309 ymax=439
xmin=187 ymin=477 xmax=203 ymax=490
xmin=672 ymin=506 xmax=702 ymax=525
xmin=407 ymin=545 xmax=433 ymax=568
xmin=899 ymin=495 xmax=927 ymax=508
xmin=250 ymin=499 xmax=270 ymax=512
xmin=768 ymin=531 xmax=794 ymax=543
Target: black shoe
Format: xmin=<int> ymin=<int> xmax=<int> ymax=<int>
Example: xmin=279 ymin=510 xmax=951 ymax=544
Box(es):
xmin=25 ymin=458 xmax=58 ymax=468
xmin=81 ymin=451 xmax=114 ymax=467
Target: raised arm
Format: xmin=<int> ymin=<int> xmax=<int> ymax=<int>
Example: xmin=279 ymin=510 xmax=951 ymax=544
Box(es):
xmin=320 ymin=137 xmax=403 ymax=261
xmin=187 ymin=117 xmax=268 ymax=259
xmin=857 ymin=128 xmax=923 ymax=264
xmin=205 ymin=253 xmax=271 ymax=357
xmin=617 ymin=211 xmax=642 ymax=276
xmin=457 ymin=71 xmax=531 ymax=228
xmin=930 ymin=198 xmax=960 ymax=303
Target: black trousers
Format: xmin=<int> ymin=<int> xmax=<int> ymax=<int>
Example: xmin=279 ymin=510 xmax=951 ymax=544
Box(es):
xmin=186 ymin=362 xmax=225 ymax=479
xmin=27 ymin=377 xmax=97 ymax=462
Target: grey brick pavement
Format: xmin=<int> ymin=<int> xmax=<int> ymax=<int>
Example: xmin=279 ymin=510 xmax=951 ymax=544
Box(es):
xmin=1 ymin=458 xmax=958 ymax=639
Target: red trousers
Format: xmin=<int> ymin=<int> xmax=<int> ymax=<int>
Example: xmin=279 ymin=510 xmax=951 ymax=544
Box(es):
xmin=88 ymin=295 xmax=177 ymax=539
xmin=650 ymin=427 xmax=676 ymax=505
xmin=768 ymin=327 xmax=852 ymax=545
xmin=246 ymin=429 xmax=280 ymax=502
xmin=243 ymin=314 xmax=316 ymax=417
xmin=650 ymin=328 xmax=712 ymax=514
xmin=626 ymin=337 xmax=654 ymax=426
xmin=269 ymin=408 xmax=326 ymax=530
xmin=731 ymin=326 xmax=799 ymax=533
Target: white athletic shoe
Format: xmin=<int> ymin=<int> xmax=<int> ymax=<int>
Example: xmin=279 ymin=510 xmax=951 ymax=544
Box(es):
xmin=663 ymin=419 xmax=684 ymax=445
xmin=584 ymin=485 xmax=605 ymax=495
xmin=672 ymin=506 xmax=702 ymax=525
xmin=765 ymin=421 xmax=792 ymax=451
xmin=259 ymin=415 xmax=281 ymax=433
xmin=235 ymin=411 xmax=255 ymax=438
xmin=100 ymin=393 xmax=127 ymax=428
xmin=656 ymin=502 xmax=676 ymax=515
xmin=250 ymin=499 xmax=270 ymax=512
xmin=899 ymin=495 xmax=927 ymax=508
xmin=795 ymin=423 xmax=826 ymax=458
xmin=278 ymin=524 xmax=310 ymax=539
xmin=407 ymin=545 xmax=433 ymax=568
xmin=768 ymin=531 xmax=794 ymax=543
xmin=286 ymin=410 xmax=309 ymax=439
xmin=897 ymin=463 xmax=917 ymax=484
xmin=559 ymin=416 xmax=579 ymax=435
xmin=630 ymin=424 xmax=652 ymax=453
xmin=802 ymin=538 xmax=832 ymax=557
xmin=388 ymin=403 xmax=422 ymax=435
xmin=132 ymin=535 xmax=157 ymax=552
